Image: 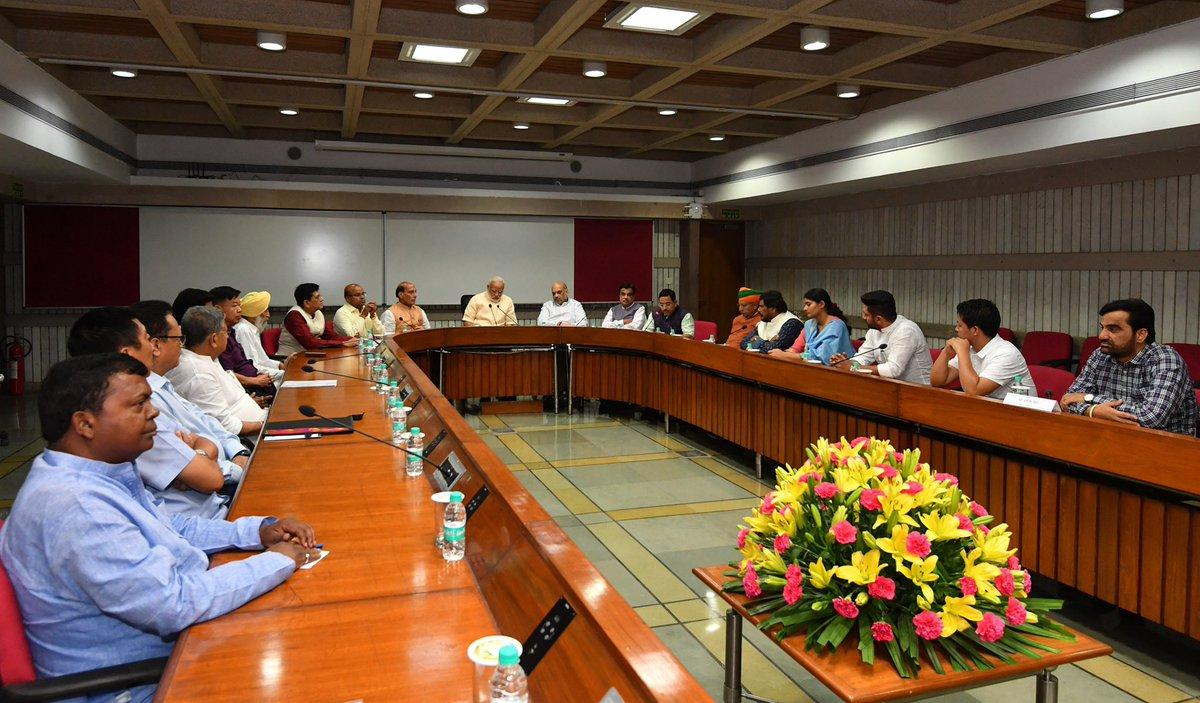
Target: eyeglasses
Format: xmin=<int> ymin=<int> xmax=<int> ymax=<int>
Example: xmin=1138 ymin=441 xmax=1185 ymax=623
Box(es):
xmin=155 ymin=335 xmax=185 ymax=344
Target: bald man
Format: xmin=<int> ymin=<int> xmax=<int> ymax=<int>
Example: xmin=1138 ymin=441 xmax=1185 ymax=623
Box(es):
xmin=537 ymin=281 xmax=587 ymax=327
xmin=333 ymin=283 xmax=385 ymax=338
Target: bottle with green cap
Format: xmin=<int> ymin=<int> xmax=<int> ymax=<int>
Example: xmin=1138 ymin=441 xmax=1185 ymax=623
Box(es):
xmin=489 ymin=644 xmax=528 ymax=701
xmin=406 ymin=427 xmax=424 ymax=477
xmin=442 ymin=491 xmax=465 ymax=562
xmin=1010 ymin=374 xmax=1031 ymax=397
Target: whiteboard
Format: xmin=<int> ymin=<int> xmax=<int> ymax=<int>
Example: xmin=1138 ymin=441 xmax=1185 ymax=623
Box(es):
xmin=139 ymin=208 xmax=385 ymax=308
xmin=384 ymin=213 xmax=573 ymax=305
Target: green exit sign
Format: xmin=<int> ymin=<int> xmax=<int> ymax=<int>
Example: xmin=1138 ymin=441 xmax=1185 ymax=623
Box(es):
xmin=10 ymin=182 xmax=24 ymax=199
xmin=721 ymin=208 xmax=740 ymax=220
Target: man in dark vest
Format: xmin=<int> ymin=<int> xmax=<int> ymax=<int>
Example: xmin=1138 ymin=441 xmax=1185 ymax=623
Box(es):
xmin=642 ymin=288 xmax=695 ymax=338
xmin=600 ymin=283 xmax=646 ymax=329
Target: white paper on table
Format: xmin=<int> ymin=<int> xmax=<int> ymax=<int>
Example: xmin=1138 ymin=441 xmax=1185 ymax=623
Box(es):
xmin=299 ymin=549 xmax=330 ymax=570
xmin=281 ymin=380 xmax=338 ymax=388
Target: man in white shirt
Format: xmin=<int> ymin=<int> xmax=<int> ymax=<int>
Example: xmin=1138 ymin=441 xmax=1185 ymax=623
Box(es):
xmin=381 ymin=281 xmax=430 ymax=334
xmin=601 ymin=283 xmax=645 ymax=329
xmin=333 ymin=283 xmax=385 ymax=338
xmin=931 ymin=298 xmax=1036 ymax=400
xmin=831 ymin=290 xmax=931 ymax=384
xmin=168 ymin=306 xmax=268 ymax=437
xmin=537 ymin=281 xmax=588 ymax=327
xmin=463 ymin=276 xmax=517 ymax=327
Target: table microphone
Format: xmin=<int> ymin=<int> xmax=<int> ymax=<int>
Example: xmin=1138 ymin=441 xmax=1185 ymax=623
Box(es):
xmin=834 ymin=343 xmax=888 ymax=365
xmin=297 ymin=404 xmax=440 ymax=469
xmin=489 ymin=302 xmax=519 ymax=326
xmin=300 ymin=365 xmax=376 ymax=382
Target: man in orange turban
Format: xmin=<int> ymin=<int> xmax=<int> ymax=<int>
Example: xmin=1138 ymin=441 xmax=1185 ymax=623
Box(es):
xmin=725 ymin=287 xmax=763 ymax=347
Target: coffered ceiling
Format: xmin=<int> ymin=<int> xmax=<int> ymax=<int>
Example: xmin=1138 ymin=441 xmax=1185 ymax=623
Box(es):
xmin=2 ymin=0 xmax=1197 ymax=161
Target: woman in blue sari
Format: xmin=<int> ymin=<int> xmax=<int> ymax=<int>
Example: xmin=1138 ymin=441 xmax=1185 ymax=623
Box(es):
xmin=800 ymin=288 xmax=854 ymax=364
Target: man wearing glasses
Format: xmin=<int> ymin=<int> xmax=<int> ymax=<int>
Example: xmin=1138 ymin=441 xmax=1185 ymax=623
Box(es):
xmin=67 ymin=305 xmax=249 ymax=518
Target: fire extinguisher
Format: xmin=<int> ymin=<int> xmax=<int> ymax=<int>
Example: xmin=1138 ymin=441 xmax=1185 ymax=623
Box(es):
xmin=2 ymin=336 xmax=32 ymax=396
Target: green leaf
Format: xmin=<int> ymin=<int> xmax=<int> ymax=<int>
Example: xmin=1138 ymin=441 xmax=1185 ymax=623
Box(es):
xmin=857 ymin=619 xmax=875 ymax=666
xmin=964 ymin=633 xmax=1015 ymax=664
xmin=1007 ymin=632 xmax=1058 ymax=653
xmin=895 ymin=616 xmax=919 ymax=659
xmin=939 ymin=638 xmax=969 ymax=672
xmin=922 ymin=640 xmax=945 ymax=675
xmin=1012 ymin=623 xmax=1074 ymax=642
xmin=1023 ymin=598 xmax=1066 ymax=611
xmin=824 ymin=617 xmax=855 ymax=649
xmin=884 ymin=638 xmax=913 ymax=678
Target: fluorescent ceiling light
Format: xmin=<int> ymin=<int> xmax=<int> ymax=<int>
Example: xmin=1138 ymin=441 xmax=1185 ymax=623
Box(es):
xmin=413 ymin=91 xmax=435 ymax=99
xmin=582 ymin=60 xmax=607 ymax=78
xmin=314 ymin=139 xmax=573 ymax=162
xmin=657 ymin=107 xmax=677 ymax=116
xmin=256 ymin=31 xmax=286 ymax=52
xmin=708 ymin=134 xmax=725 ymax=142
xmin=1085 ymin=0 xmax=1123 ymax=19
xmin=400 ymin=42 xmax=480 ymax=66
xmin=513 ymin=122 xmax=530 ymax=130
xmin=801 ymin=26 xmax=829 ymax=51
xmin=111 ymin=67 xmax=137 ymax=78
xmin=456 ymin=0 xmax=488 ymax=15
xmin=836 ymin=83 xmax=860 ymax=98
xmin=603 ymin=4 xmax=712 ymax=35
xmin=518 ymin=96 xmax=577 ymax=106
xmin=279 ymin=107 xmax=299 ymax=116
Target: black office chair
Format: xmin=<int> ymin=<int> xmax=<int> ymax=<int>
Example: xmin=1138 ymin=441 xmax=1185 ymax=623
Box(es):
xmin=460 ymin=294 xmax=472 ymax=316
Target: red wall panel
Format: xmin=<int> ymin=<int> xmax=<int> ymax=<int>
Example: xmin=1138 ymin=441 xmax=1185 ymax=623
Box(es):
xmin=24 ymin=205 xmax=140 ymax=308
xmin=573 ymin=219 xmax=652 ymax=303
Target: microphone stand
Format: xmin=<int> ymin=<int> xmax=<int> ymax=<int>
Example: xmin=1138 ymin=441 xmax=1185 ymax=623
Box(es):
xmin=297 ymin=405 xmax=440 ymax=470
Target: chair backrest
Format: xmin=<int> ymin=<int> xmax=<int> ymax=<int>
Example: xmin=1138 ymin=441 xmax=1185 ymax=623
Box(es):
xmin=460 ymin=294 xmax=473 ymax=316
xmin=261 ymin=327 xmax=282 ymax=357
xmin=1167 ymin=343 xmax=1200 ymax=385
xmin=1027 ymin=365 xmax=1076 ymax=402
xmin=1078 ymin=336 xmax=1101 ymax=371
xmin=1021 ymin=331 xmax=1074 ymax=367
xmin=693 ymin=320 xmax=717 ymax=342
xmin=851 ymin=338 xmax=864 ymax=351
xmin=0 ymin=521 xmax=37 ymax=686
xmin=997 ymin=327 xmax=1016 ymax=345
xmin=929 ymin=348 xmax=940 ymax=362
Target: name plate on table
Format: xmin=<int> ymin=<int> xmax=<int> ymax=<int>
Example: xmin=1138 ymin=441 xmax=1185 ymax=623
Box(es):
xmin=434 ymin=451 xmax=468 ymax=491
xmin=1002 ymin=393 xmax=1060 ymax=413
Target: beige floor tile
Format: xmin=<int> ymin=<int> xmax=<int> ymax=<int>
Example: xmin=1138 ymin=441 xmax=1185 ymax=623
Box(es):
xmin=506 ymin=463 xmax=528 ymax=471
xmin=516 ymin=421 xmax=624 ymax=434
xmin=526 ymin=461 xmax=552 ymax=470
xmin=1075 ymin=656 xmax=1193 ymax=703
xmin=606 ymin=497 xmax=762 ymax=522
xmin=665 ymin=599 xmax=721 ymax=623
xmin=692 ymin=457 xmax=771 ymax=495
xmin=497 ymin=435 xmax=547 ymax=464
xmin=683 ymin=620 xmax=815 ymax=703
xmin=587 ymin=522 xmax=695 ymax=603
xmin=550 ymin=451 xmax=677 ymax=469
xmin=634 ymin=604 xmax=676 ymax=628
xmin=531 ymin=469 xmax=600 ymax=514
xmin=479 ymin=415 xmax=508 ymax=430
xmin=652 ymin=435 xmax=695 ymax=452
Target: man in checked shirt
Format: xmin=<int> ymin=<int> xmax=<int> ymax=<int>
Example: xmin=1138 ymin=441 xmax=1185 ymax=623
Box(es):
xmin=1060 ymin=298 xmax=1197 ymax=435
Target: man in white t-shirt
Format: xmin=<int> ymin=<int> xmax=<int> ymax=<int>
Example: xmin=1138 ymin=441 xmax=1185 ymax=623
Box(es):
xmin=831 ymin=290 xmax=931 ymax=384
xmin=931 ymin=298 xmax=1035 ymax=400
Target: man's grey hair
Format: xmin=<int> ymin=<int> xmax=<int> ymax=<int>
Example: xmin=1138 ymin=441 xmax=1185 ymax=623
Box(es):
xmin=181 ymin=305 xmax=225 ymax=348
xmin=487 ymin=276 xmax=505 ymax=287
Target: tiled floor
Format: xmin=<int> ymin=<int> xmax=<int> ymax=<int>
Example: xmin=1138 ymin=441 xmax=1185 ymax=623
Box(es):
xmin=464 ymin=404 xmax=1200 ymax=703
xmin=0 ymin=393 xmax=42 ymax=520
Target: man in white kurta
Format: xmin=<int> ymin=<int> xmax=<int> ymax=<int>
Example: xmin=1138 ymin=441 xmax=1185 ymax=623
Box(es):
xmin=168 ymin=306 xmax=267 ymax=437
xmin=537 ymin=281 xmax=588 ymax=327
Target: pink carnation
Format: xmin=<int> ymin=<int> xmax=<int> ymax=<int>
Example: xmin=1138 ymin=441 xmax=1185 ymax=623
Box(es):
xmin=799 ymin=472 xmax=819 ymax=484
xmin=970 ymin=501 xmax=989 ymax=517
xmin=814 ymin=482 xmax=838 ymax=499
xmin=761 ymin=493 xmax=776 ymax=515
xmin=1023 ymin=570 xmax=1033 ymax=594
xmin=959 ymin=576 xmax=978 ymax=596
xmin=786 ymin=564 xmax=804 ymax=585
xmin=934 ymin=472 xmax=959 ymax=485
xmin=904 ymin=481 xmax=924 ymax=495
xmin=906 ymin=532 xmax=932 ymax=559
xmin=832 ymin=598 xmax=859 ymax=619
xmin=976 ymin=613 xmax=1006 ymax=643
xmin=868 ymin=576 xmax=896 ymax=601
xmin=859 ymin=489 xmax=884 ymax=511
xmin=978 ymin=524 xmax=991 ymax=535
xmin=737 ymin=528 xmax=749 ymax=549
xmin=957 ymin=514 xmax=973 ymax=532
xmin=996 ymin=568 xmax=1015 ymax=597
xmin=783 ymin=580 xmax=804 ymax=605
xmin=1008 ymin=556 xmax=1021 ymax=570
xmin=851 ymin=436 xmax=870 ymax=450
xmin=913 ymin=611 xmax=944 ymax=641
xmin=1006 ymin=597 xmax=1028 ymax=626
xmin=893 ymin=452 xmax=905 ymax=462
xmin=743 ymin=566 xmax=762 ymax=598
xmin=871 ymin=622 xmax=895 ymax=642
xmin=879 ymin=465 xmax=898 ymax=480
xmin=774 ymin=534 xmax=792 ymax=553
xmin=831 ymin=520 xmax=858 ymax=545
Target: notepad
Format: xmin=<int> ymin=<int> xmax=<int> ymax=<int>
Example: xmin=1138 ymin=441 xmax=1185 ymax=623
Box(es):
xmin=281 ymin=380 xmax=338 ymax=388
xmin=299 ymin=550 xmax=330 ymax=570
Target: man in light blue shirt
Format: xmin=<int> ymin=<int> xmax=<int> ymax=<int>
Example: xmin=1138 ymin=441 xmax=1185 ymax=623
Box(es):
xmin=0 ymin=353 xmax=316 ymax=702
xmin=68 ymin=305 xmax=248 ymax=518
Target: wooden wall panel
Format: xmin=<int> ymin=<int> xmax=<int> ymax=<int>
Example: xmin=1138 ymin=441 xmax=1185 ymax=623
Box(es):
xmin=441 ymin=350 xmax=554 ymax=400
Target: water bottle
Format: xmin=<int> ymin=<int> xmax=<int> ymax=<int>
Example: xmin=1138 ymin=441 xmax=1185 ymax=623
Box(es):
xmin=407 ymin=427 xmax=425 ymax=477
xmin=392 ymin=422 xmax=407 ymax=446
xmin=489 ymin=645 xmax=528 ymax=702
xmin=1010 ymin=375 xmax=1031 ymax=397
xmin=375 ymin=362 xmax=390 ymax=394
xmin=442 ymin=491 xmax=465 ymax=562
xmin=389 ymin=379 xmax=400 ymax=400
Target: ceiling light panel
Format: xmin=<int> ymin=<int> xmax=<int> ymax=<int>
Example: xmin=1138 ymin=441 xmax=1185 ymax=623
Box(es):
xmin=603 ymin=3 xmax=713 ymax=36
xmin=400 ymin=42 xmax=481 ymax=66
xmin=256 ymin=31 xmax=286 ymax=52
xmin=518 ymin=96 xmax=577 ymax=106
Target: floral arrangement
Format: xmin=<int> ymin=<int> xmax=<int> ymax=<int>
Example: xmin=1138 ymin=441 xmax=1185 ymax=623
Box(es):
xmin=726 ymin=436 xmax=1073 ymax=677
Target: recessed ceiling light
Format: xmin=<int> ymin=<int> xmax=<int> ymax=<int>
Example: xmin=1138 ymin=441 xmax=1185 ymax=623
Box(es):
xmin=110 ymin=68 xmax=137 ymax=79
xmin=1085 ymin=0 xmax=1123 ymax=19
xmin=456 ymin=0 xmax=488 ymax=15
xmin=518 ymin=96 xmax=577 ymax=106
xmin=603 ymin=3 xmax=712 ymax=36
xmin=400 ymin=42 xmax=481 ymax=66
xmin=256 ymin=30 xmax=286 ymax=52
xmin=279 ymin=107 xmax=299 ymax=116
xmin=800 ymin=26 xmax=829 ymax=51
xmin=657 ymin=107 xmax=677 ymax=116
xmin=836 ymin=83 xmax=860 ymax=98
xmin=413 ymin=91 xmax=435 ymax=100
xmin=582 ymin=60 xmax=607 ymax=78
xmin=513 ymin=122 xmax=530 ymax=130
xmin=708 ymin=134 xmax=725 ymax=142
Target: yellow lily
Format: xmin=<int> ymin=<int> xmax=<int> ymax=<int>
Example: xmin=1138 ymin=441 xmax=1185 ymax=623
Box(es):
xmin=832 ymin=461 xmax=880 ymax=493
xmin=962 ymin=548 xmax=1002 ymax=601
xmin=873 ymin=491 xmax=920 ymax=529
xmin=808 ymin=558 xmax=835 ymax=589
xmin=973 ymin=523 xmax=1018 ymax=563
xmin=834 ymin=550 xmax=886 ymax=585
xmin=938 ymin=594 xmax=983 ymax=636
xmin=875 ymin=524 xmax=926 ymax=563
xmin=896 ymin=556 xmax=940 ymax=603
xmin=756 ymin=546 xmax=787 ymax=576
xmin=921 ymin=511 xmax=972 ymax=542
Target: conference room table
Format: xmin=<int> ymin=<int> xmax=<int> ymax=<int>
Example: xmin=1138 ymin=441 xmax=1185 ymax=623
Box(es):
xmin=153 ymin=344 xmax=711 ymax=702
xmin=393 ymin=326 xmax=1200 ymax=647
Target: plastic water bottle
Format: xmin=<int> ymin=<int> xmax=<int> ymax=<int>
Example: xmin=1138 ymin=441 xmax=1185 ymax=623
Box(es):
xmin=490 ymin=645 xmax=528 ymax=702
xmin=407 ymin=427 xmax=425 ymax=476
xmin=375 ymin=362 xmax=389 ymax=394
xmin=392 ymin=422 xmax=406 ymax=446
xmin=389 ymin=379 xmax=400 ymax=400
xmin=442 ymin=491 xmax=465 ymax=561
xmin=1010 ymin=375 xmax=1031 ymax=397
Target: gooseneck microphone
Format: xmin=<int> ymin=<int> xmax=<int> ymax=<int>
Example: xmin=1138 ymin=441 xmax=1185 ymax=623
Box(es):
xmin=297 ymin=404 xmax=440 ymax=469
xmin=833 ymin=343 xmax=889 ymax=365
xmin=488 ymin=302 xmax=519 ymax=326
xmin=300 ymin=365 xmax=374 ymax=382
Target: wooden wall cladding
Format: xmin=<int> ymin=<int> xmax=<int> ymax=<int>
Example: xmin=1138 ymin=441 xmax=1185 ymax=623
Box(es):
xmin=441 ymin=350 xmax=555 ymax=400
